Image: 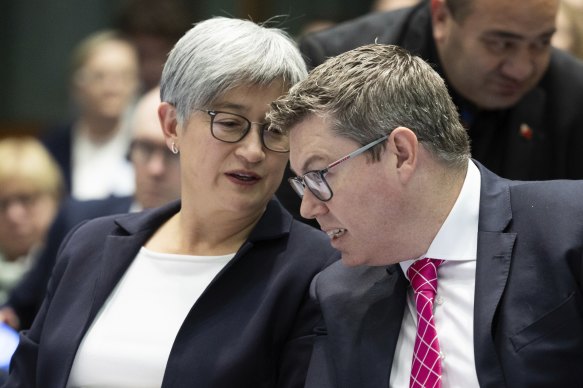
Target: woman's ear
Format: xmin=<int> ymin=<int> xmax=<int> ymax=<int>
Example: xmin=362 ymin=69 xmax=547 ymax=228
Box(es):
xmin=158 ymin=102 xmax=179 ymax=149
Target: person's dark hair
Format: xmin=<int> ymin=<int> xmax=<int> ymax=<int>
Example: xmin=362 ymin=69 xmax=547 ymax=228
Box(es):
xmin=269 ymin=44 xmax=470 ymax=169
xmin=115 ymin=0 xmax=193 ymax=42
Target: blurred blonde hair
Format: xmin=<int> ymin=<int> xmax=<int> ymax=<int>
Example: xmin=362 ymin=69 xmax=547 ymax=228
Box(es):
xmin=0 ymin=137 xmax=64 ymax=200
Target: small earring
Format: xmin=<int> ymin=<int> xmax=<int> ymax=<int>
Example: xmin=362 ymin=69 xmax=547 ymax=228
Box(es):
xmin=171 ymin=142 xmax=179 ymax=154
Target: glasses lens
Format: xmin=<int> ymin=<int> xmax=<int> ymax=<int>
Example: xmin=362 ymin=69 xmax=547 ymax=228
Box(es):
xmin=304 ymin=171 xmax=332 ymax=201
xmin=211 ymin=112 xmax=249 ymax=142
xmin=262 ymin=125 xmax=289 ymax=153
xmin=288 ymin=177 xmax=305 ymax=198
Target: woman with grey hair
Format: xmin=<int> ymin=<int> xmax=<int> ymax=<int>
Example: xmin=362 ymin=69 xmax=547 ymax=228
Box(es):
xmin=4 ymin=17 xmax=339 ymax=388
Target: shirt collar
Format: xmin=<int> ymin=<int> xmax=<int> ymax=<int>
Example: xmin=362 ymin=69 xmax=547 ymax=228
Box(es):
xmin=400 ymin=160 xmax=481 ymax=276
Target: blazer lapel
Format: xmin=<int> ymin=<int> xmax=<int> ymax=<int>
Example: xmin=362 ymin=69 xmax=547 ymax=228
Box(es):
xmin=86 ymin=202 xmax=181 ymax=323
xmin=473 ymin=163 xmax=516 ymax=387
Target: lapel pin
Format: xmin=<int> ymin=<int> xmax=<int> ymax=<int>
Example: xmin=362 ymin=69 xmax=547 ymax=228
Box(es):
xmin=519 ymin=123 xmax=533 ymax=140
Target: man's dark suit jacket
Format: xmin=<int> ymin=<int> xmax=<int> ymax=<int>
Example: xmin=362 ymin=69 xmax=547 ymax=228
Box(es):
xmin=5 ymin=199 xmax=340 ymax=388
xmin=4 ymin=196 xmax=133 ymax=329
xmin=305 ymin=162 xmax=583 ymax=388
xmin=298 ymin=2 xmax=583 ymax=181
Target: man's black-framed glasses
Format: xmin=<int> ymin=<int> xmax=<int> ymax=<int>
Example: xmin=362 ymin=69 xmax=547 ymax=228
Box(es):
xmin=201 ymin=110 xmax=289 ymax=153
xmin=289 ymin=134 xmax=388 ymax=202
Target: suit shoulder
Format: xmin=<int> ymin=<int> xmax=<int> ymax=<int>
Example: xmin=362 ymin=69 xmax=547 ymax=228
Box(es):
xmin=509 ymin=180 xmax=583 ymax=222
xmin=300 ymin=8 xmax=413 ymax=67
xmin=287 ymin=220 xmax=341 ymax=267
xmin=313 ymin=260 xmax=391 ymax=298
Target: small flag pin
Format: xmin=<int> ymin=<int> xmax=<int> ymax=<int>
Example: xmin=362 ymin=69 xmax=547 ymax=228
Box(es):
xmin=520 ymin=123 xmax=533 ymax=140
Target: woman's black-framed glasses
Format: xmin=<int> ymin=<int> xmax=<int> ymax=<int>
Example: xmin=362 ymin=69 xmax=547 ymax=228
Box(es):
xmin=201 ymin=109 xmax=289 ymax=153
xmin=289 ymin=135 xmax=389 ymax=202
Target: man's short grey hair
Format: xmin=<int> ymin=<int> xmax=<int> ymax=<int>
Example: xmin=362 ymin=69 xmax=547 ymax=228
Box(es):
xmin=160 ymin=16 xmax=308 ymax=124
xmin=269 ymin=44 xmax=470 ymax=168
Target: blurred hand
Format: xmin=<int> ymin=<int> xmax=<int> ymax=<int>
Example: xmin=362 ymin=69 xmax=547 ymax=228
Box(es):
xmin=0 ymin=306 xmax=20 ymax=330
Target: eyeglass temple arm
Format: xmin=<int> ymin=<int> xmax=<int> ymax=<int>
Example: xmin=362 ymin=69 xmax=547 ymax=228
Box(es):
xmin=327 ymin=135 xmax=389 ymax=170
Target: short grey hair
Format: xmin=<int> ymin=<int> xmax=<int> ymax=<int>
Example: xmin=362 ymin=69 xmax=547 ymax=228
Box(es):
xmin=160 ymin=17 xmax=308 ymax=124
xmin=269 ymin=44 xmax=470 ymax=168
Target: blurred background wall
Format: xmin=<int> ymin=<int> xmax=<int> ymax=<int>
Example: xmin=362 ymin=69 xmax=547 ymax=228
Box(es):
xmin=0 ymin=0 xmax=374 ymax=137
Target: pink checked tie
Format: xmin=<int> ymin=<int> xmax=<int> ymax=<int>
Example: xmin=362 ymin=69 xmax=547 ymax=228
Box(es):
xmin=407 ymin=258 xmax=445 ymax=388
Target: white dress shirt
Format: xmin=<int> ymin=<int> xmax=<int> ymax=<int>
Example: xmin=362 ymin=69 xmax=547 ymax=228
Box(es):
xmin=390 ymin=160 xmax=481 ymax=388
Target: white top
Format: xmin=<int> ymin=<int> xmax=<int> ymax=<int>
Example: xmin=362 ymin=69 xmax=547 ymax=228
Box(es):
xmin=390 ymin=160 xmax=481 ymax=388
xmin=71 ymin=122 xmax=134 ymax=200
xmin=67 ymin=247 xmax=235 ymax=388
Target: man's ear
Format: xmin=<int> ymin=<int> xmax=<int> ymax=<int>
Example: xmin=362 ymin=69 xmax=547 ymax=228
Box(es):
xmin=158 ymin=102 xmax=179 ymax=149
xmin=430 ymin=0 xmax=450 ymax=43
xmin=388 ymin=127 xmax=419 ymax=183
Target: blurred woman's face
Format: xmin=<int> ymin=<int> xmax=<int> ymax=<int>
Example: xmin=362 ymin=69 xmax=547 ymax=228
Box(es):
xmin=73 ymin=40 xmax=139 ymax=121
xmin=176 ymin=81 xmax=289 ymax=217
xmin=0 ymin=180 xmax=59 ymax=261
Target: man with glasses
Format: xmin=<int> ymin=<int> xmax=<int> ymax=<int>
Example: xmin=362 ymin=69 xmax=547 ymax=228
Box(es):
xmin=269 ymin=44 xmax=583 ymax=387
xmin=0 ymin=87 xmax=181 ymax=330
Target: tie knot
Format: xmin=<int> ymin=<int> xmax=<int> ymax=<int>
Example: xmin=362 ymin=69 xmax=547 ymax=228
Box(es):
xmin=407 ymin=258 xmax=444 ymax=296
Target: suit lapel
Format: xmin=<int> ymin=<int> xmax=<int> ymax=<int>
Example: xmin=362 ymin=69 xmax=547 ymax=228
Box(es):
xmin=473 ymin=163 xmax=516 ymax=387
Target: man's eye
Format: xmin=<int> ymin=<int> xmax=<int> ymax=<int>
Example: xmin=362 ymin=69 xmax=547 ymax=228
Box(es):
xmin=483 ymin=38 xmax=515 ymax=54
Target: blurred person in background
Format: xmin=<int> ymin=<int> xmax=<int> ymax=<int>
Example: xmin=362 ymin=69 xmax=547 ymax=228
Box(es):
xmin=4 ymin=17 xmax=338 ymax=388
xmin=116 ymin=0 xmax=194 ymax=91
xmin=0 ymin=137 xmax=63 ymax=305
xmin=41 ymin=30 xmax=140 ymax=200
xmin=372 ymin=0 xmax=421 ymax=11
xmin=0 ymin=87 xmax=180 ymax=331
xmin=552 ymin=0 xmax=583 ymax=60
xmin=299 ymin=0 xmax=583 ymax=181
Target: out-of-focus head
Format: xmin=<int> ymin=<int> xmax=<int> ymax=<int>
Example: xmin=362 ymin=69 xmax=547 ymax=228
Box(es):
xmin=269 ymin=44 xmax=469 ymax=266
xmin=0 ymin=137 xmax=64 ymax=261
xmin=158 ymin=17 xmax=308 ymax=217
xmin=431 ymin=0 xmax=559 ymax=109
xmin=116 ymin=0 xmax=192 ymax=90
xmin=128 ymin=86 xmax=181 ymax=208
xmin=70 ymin=30 xmax=140 ymax=121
